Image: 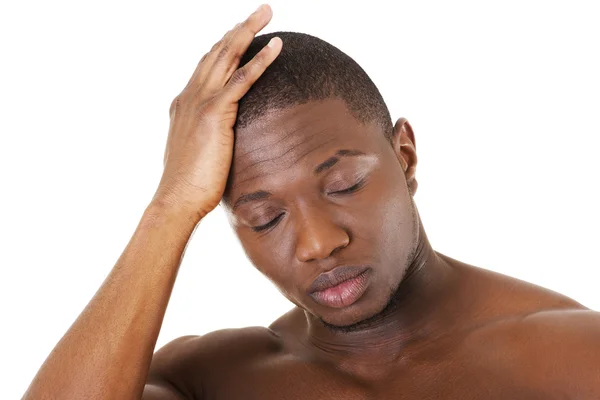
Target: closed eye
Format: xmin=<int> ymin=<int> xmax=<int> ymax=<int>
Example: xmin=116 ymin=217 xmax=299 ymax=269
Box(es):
xmin=251 ymin=213 xmax=284 ymax=232
xmin=331 ymin=179 xmax=365 ymax=195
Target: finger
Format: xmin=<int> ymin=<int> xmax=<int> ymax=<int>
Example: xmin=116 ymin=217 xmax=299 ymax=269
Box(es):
xmin=204 ymin=4 xmax=274 ymax=89
xmin=222 ymin=36 xmax=282 ymax=102
xmin=191 ymin=22 xmax=244 ymax=87
xmin=182 ymin=23 xmax=242 ymax=92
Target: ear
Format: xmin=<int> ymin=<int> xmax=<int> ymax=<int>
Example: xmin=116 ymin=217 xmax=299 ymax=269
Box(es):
xmin=390 ymin=118 xmax=418 ymax=196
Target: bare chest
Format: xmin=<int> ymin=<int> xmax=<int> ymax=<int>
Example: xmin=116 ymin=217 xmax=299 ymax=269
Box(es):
xmin=202 ymin=354 xmax=555 ymax=400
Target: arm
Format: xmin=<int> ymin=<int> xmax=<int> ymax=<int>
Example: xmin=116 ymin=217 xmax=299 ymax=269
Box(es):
xmin=22 ymin=203 xmax=199 ymax=400
xmin=143 ymin=336 xmax=200 ymax=400
xmin=22 ymin=4 xmax=281 ymax=399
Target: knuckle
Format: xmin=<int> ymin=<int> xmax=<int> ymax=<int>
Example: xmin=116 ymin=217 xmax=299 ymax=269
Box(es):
xmin=216 ymin=43 xmax=230 ymax=60
xmin=230 ymin=67 xmax=249 ymax=85
xmin=224 ymin=26 xmax=237 ymax=40
xmin=210 ymin=40 xmax=221 ymax=53
xmin=240 ymin=18 xmax=253 ymax=31
xmin=169 ymin=96 xmax=181 ymax=116
xmin=238 ymin=22 xmax=253 ymax=38
xmin=170 ymin=92 xmax=194 ymax=116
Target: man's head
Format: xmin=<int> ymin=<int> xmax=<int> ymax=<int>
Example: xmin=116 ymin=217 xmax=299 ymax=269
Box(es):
xmin=235 ymin=31 xmax=393 ymax=141
xmin=221 ymin=32 xmax=421 ymax=330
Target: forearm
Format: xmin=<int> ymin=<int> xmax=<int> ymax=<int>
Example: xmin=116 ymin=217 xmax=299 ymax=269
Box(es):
xmin=23 ymin=202 xmax=200 ymax=400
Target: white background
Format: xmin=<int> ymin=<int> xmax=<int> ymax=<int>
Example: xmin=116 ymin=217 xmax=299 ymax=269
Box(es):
xmin=1 ymin=0 xmax=599 ymax=398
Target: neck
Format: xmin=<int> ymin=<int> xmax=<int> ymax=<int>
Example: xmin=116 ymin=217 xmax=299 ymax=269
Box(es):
xmin=302 ymin=217 xmax=460 ymax=369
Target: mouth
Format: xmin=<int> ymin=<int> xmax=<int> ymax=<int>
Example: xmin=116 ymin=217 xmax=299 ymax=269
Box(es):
xmin=308 ymin=265 xmax=371 ymax=309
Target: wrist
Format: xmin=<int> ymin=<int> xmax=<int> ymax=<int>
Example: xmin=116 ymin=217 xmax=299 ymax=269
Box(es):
xmin=144 ymin=198 xmax=204 ymax=227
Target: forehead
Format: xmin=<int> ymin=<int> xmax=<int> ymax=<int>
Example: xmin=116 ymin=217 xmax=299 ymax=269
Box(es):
xmin=225 ymin=98 xmax=384 ymax=200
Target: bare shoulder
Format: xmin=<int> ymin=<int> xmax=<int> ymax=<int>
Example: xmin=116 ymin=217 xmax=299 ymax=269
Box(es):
xmin=520 ymin=309 xmax=600 ymax=377
xmin=454 ymin=259 xmax=587 ymax=310
xmin=147 ymin=326 xmax=283 ymax=399
xmin=468 ymin=308 xmax=600 ymax=397
xmin=451 ymin=260 xmax=600 ymax=394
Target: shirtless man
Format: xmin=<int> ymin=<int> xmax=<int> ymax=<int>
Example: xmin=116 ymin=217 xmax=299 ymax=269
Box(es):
xmin=23 ymin=4 xmax=600 ymax=399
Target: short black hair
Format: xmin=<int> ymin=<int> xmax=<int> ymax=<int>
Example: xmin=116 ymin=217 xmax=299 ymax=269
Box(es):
xmin=236 ymin=31 xmax=393 ymax=140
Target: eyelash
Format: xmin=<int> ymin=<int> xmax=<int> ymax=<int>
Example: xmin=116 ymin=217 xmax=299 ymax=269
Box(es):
xmin=252 ymin=213 xmax=285 ymax=232
xmin=332 ymin=179 xmax=364 ymax=195
xmin=250 ymin=179 xmax=366 ymax=233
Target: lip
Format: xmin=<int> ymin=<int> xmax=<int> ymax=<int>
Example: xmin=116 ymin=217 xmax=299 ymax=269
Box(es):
xmin=308 ymin=265 xmax=371 ymax=309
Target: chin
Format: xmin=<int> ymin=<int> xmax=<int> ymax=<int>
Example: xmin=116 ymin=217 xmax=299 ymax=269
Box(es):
xmin=318 ymin=289 xmax=397 ymax=332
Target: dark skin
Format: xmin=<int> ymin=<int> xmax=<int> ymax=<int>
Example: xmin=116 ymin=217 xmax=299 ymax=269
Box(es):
xmin=147 ymin=97 xmax=600 ymax=399
xmin=22 ymin=5 xmax=599 ymax=400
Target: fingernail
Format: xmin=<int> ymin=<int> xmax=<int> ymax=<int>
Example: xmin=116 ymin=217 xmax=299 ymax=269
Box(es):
xmin=255 ymin=4 xmax=265 ymax=13
xmin=267 ymin=37 xmax=278 ymax=47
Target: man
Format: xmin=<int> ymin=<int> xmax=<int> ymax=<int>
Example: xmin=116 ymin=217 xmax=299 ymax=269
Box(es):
xmin=23 ymin=4 xmax=599 ymax=399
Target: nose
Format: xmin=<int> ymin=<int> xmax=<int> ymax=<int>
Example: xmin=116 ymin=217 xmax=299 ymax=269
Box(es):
xmin=295 ymin=205 xmax=350 ymax=263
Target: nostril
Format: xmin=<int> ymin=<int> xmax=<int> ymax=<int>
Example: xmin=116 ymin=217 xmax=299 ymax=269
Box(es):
xmin=331 ymin=243 xmax=347 ymax=256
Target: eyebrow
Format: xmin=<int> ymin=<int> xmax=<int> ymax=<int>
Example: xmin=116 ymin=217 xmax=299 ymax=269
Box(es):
xmin=313 ymin=149 xmax=366 ymax=175
xmin=232 ymin=148 xmax=367 ymax=211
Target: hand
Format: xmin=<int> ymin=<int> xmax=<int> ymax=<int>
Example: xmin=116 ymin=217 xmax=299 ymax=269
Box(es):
xmin=152 ymin=4 xmax=282 ymax=221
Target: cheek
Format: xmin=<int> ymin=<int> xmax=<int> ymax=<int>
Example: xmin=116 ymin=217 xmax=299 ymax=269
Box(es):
xmin=369 ymin=174 xmax=416 ymax=257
